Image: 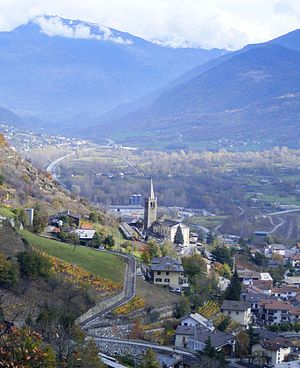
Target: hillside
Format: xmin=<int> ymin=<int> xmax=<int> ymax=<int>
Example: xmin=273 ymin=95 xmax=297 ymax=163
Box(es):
xmin=0 ymin=134 xmax=87 ymax=215
xmin=0 ymin=15 xmax=226 ymax=132
xmin=85 ymin=31 xmax=300 ymax=149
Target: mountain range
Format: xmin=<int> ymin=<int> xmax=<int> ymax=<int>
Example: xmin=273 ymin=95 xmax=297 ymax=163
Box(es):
xmin=84 ymin=29 xmax=300 ymax=149
xmin=0 ymin=16 xmax=300 ymax=150
xmin=0 ymin=15 xmax=226 ymax=130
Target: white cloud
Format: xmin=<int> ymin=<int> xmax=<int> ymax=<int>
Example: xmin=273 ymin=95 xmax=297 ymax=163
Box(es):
xmin=34 ymin=16 xmax=133 ymax=44
xmin=0 ymin=0 xmax=299 ymax=49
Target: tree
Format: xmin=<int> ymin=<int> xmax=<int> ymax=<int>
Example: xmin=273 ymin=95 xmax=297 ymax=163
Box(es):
xmin=32 ymin=204 xmax=48 ymax=233
xmin=138 ymin=349 xmax=159 ymax=368
xmin=236 ymin=331 xmax=250 ymax=359
xmin=147 ymin=240 xmax=161 ymax=259
xmin=182 ymin=254 xmax=207 ymax=283
xmin=141 ymin=248 xmax=151 ymax=264
xmin=174 ymin=225 xmax=184 ymax=245
xmin=91 ymin=232 xmax=103 ymax=248
xmin=248 ymin=325 xmax=260 ymax=349
xmin=103 ymin=235 xmax=115 ymax=248
xmin=224 ymin=270 xmax=241 ymax=301
xmin=161 ymin=241 xmax=175 ymax=257
xmin=253 ymin=252 xmax=267 ymax=267
xmin=212 ymin=246 xmax=232 ymax=268
xmin=203 ymin=336 xmax=217 ymax=358
xmin=174 ymin=297 xmax=191 ymax=318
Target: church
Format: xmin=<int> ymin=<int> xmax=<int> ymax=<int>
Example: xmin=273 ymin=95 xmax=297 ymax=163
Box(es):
xmin=144 ymin=179 xmax=190 ymax=246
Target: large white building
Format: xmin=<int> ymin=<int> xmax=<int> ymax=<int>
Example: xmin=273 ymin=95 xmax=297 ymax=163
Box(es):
xmin=152 ymin=219 xmax=190 ymax=246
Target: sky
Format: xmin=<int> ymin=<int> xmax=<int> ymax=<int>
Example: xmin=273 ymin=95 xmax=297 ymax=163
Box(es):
xmin=0 ymin=0 xmax=300 ymax=50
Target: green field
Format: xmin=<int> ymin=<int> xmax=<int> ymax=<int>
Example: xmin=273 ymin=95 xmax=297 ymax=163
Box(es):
xmin=20 ymin=230 xmax=125 ymax=283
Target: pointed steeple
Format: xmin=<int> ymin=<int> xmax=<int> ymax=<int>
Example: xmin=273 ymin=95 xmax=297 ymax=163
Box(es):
xmin=150 ymin=178 xmax=155 ymax=199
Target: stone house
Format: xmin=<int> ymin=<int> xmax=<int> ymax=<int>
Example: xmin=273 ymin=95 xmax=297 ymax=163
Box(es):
xmin=221 ymin=300 xmax=252 ymax=326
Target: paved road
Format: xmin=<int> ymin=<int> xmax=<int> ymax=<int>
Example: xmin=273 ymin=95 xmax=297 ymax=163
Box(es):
xmin=268 ymin=216 xmax=285 ymax=234
xmin=80 ymin=253 xmax=136 ymax=330
xmin=46 ymin=152 xmax=76 ymax=180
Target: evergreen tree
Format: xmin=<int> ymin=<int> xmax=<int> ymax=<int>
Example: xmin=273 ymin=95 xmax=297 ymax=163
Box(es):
xmin=224 ymin=270 xmax=241 ymax=300
xmin=212 ymin=246 xmax=233 ymax=268
xmin=203 ymin=336 xmax=216 ymax=358
xmin=174 ymin=225 xmax=184 ymax=245
xmin=248 ymin=325 xmax=260 ymax=349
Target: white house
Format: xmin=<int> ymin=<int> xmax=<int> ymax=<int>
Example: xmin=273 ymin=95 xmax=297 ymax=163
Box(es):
xmin=180 ymin=313 xmax=214 ymax=332
xmin=252 ymin=337 xmax=292 ymax=366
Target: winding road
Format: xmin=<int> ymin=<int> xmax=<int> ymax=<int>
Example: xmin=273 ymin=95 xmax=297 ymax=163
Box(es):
xmin=79 ymin=252 xmax=136 ymax=330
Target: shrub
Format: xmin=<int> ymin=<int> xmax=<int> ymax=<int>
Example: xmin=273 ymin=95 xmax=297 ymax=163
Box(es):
xmin=0 ymin=253 xmax=19 ymax=287
xmin=17 ymin=250 xmax=51 ymax=279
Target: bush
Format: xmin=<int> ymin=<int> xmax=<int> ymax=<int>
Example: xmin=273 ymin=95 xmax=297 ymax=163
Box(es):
xmin=0 ymin=253 xmax=19 ymax=287
xmin=17 ymin=250 xmax=52 ymax=279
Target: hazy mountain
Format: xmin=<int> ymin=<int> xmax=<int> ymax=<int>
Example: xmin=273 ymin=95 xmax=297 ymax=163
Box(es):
xmin=86 ymin=30 xmax=300 ymax=149
xmin=0 ymin=106 xmax=24 ymax=127
xmin=0 ymin=15 xmax=226 ymax=130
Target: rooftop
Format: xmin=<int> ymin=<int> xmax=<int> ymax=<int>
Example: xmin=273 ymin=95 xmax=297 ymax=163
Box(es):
xmin=151 ymin=256 xmax=184 ymax=272
xmin=192 ymin=330 xmax=234 ymax=348
xmin=261 ymin=337 xmax=292 ymax=351
xmin=221 ymin=300 xmax=251 ymax=311
xmin=237 ymin=269 xmax=260 ymax=279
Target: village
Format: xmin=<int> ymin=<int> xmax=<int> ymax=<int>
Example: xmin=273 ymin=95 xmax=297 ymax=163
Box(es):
xmin=11 ymin=179 xmax=300 ymax=368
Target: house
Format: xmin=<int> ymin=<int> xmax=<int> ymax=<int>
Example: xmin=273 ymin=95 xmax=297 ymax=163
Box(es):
xmin=252 ymin=337 xmax=292 ymax=366
xmin=180 ymin=313 xmax=214 ymax=332
xmin=265 ymin=244 xmax=287 ymax=257
xmin=237 ymin=269 xmax=261 ymax=285
xmin=74 ymin=229 xmax=96 ymax=245
xmin=259 ymin=300 xmax=292 ymax=325
xmin=152 ymin=220 xmax=190 ymax=246
xmin=150 ymin=256 xmax=188 ymax=289
xmin=271 ymin=286 xmax=300 ymax=301
xmin=221 ymin=300 xmax=252 ymax=326
xmin=189 ymin=330 xmax=235 ymax=355
xmin=284 ymin=276 xmax=300 ymax=286
xmin=237 ymin=269 xmax=273 ymax=286
xmin=291 ymin=254 xmax=300 ymax=268
xmin=175 ymin=325 xmax=196 ymax=349
xmin=50 ymin=210 xmax=81 ymax=227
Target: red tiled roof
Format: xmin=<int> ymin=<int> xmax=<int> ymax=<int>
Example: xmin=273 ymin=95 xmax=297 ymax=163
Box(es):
xmin=259 ymin=300 xmax=291 ymax=311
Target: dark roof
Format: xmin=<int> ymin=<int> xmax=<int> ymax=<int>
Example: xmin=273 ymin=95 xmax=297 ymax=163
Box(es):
xmin=151 ymin=256 xmax=184 ymax=272
xmin=260 ymin=337 xmax=293 ymax=351
xmin=55 ymin=210 xmax=81 ymax=220
xmin=253 ymin=328 xmax=279 ymax=341
xmin=237 ymin=269 xmax=260 ymax=279
xmin=193 ymin=331 xmax=234 ymax=348
xmin=221 ymin=300 xmax=251 ymax=311
xmin=153 ymin=219 xmax=188 ymax=228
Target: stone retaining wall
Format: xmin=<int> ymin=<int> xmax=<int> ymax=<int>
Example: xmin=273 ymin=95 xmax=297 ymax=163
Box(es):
xmin=76 ymin=262 xmax=128 ymax=326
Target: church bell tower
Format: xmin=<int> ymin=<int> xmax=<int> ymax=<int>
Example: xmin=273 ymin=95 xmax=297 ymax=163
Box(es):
xmin=144 ymin=179 xmax=157 ymax=232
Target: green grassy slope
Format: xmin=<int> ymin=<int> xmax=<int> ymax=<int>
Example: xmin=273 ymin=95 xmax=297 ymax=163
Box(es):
xmin=20 ymin=230 xmax=125 ymax=283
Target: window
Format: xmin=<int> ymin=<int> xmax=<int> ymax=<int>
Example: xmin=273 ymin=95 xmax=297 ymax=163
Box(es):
xmin=157 ymin=271 xmax=161 ymax=275
xmin=164 ymin=278 xmax=170 ymax=282
xmin=155 ymin=278 xmax=162 ymax=282
xmin=166 ymin=271 xmax=169 ymax=275
xmin=228 ymin=311 xmax=231 ymax=315
xmin=236 ymin=311 xmax=239 ymax=315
